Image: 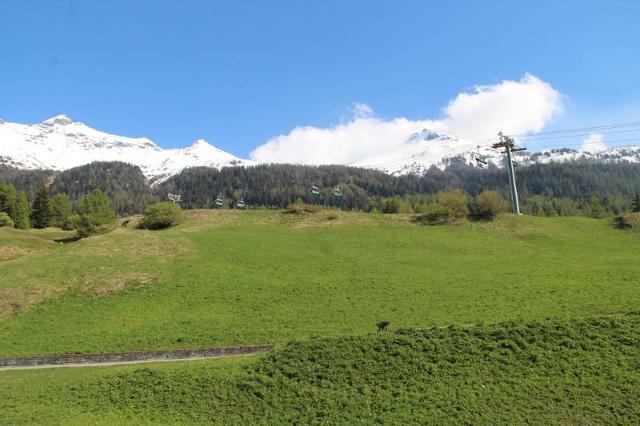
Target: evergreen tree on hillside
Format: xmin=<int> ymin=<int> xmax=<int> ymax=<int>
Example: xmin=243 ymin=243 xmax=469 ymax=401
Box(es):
xmin=76 ymin=189 xmax=116 ymax=237
xmin=48 ymin=162 xmax=157 ymax=215
xmin=50 ymin=193 xmax=73 ymax=228
xmin=13 ymin=191 xmax=31 ymax=229
xmin=80 ymin=189 xmax=116 ymax=224
xmin=156 ymin=161 xmax=640 ymax=215
xmin=0 ymin=183 xmax=17 ymax=221
xmin=0 ymin=212 xmax=14 ymax=227
xmin=30 ymin=186 xmax=52 ymax=228
xmin=632 ymin=192 xmax=640 ymax=213
xmin=588 ymin=195 xmax=606 ymax=219
xmin=0 ymin=166 xmax=52 ymax=200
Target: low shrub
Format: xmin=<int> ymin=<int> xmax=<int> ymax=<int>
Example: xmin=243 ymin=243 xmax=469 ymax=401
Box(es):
xmin=0 ymin=212 xmax=15 ymax=228
xmin=285 ymin=203 xmax=321 ymax=214
xmin=439 ymin=189 xmax=470 ymax=219
xmin=414 ymin=203 xmax=451 ymax=225
xmin=139 ymin=202 xmax=184 ymax=230
xmin=76 ymin=215 xmax=117 ymax=238
xmin=326 ymin=212 xmax=339 ymax=220
xmin=414 ymin=189 xmax=470 ymax=225
xmin=471 ymin=190 xmax=507 ymax=220
xmin=613 ymin=212 xmax=640 ymax=232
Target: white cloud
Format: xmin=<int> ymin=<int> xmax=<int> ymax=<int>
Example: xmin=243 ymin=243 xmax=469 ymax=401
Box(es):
xmin=250 ymin=114 xmax=440 ymax=165
xmin=442 ymin=73 xmax=563 ymax=140
xmin=580 ymin=133 xmax=607 ymax=152
xmin=250 ymin=74 xmax=563 ymax=164
xmin=351 ymin=102 xmax=375 ymax=119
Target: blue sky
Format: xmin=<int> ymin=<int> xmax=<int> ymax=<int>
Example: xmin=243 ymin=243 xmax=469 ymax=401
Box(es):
xmin=1 ymin=0 xmax=639 ymax=160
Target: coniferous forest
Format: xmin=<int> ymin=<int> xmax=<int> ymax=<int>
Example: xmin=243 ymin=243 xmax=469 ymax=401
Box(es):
xmin=1 ymin=160 xmax=639 ymax=216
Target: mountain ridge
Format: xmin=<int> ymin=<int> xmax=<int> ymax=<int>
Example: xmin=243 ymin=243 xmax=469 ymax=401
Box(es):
xmin=357 ymin=128 xmax=640 ymax=175
xmin=0 ymin=115 xmax=253 ymax=184
xmin=2 ymin=117 xmax=639 ymax=184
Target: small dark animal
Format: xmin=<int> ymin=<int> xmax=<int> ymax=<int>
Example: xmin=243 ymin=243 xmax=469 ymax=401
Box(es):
xmin=376 ymin=320 xmax=390 ymax=332
xmin=121 ymin=220 xmax=130 ymax=228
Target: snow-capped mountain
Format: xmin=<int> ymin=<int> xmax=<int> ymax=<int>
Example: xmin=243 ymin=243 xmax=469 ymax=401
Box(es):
xmin=358 ymin=129 xmax=640 ymax=175
xmin=2 ymin=116 xmax=640 ymax=183
xmin=0 ymin=115 xmax=253 ymax=184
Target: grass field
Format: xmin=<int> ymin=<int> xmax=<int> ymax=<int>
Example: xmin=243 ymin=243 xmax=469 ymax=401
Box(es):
xmin=1 ymin=210 xmax=639 ymax=423
xmin=2 ymin=314 xmax=639 ymax=424
xmin=0 ymin=210 xmax=638 ymax=356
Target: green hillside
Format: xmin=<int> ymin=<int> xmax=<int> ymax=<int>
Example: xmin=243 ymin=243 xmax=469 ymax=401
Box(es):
xmin=2 ymin=314 xmax=640 ymax=424
xmin=1 ymin=210 xmax=638 ymax=356
xmin=1 ymin=209 xmax=639 ymax=423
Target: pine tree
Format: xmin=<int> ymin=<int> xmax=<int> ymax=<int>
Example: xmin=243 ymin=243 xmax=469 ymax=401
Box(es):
xmin=80 ymin=189 xmax=116 ymax=225
xmin=632 ymin=192 xmax=640 ymax=213
xmin=50 ymin=193 xmax=73 ymax=228
xmin=76 ymin=189 xmax=116 ymax=237
xmin=13 ymin=191 xmax=31 ymax=229
xmin=30 ymin=186 xmax=52 ymax=229
xmin=0 ymin=183 xmax=16 ymax=221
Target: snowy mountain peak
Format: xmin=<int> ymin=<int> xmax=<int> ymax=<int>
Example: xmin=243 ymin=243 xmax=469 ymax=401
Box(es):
xmin=186 ymin=139 xmax=233 ymax=156
xmin=189 ymin=139 xmax=214 ymax=149
xmin=358 ymin=129 xmax=640 ymax=176
xmin=42 ymin=114 xmax=74 ymax=126
xmin=0 ymin=116 xmax=254 ymax=185
xmin=3 ymin=115 xmax=639 ymax=184
xmin=407 ymin=129 xmax=441 ymax=143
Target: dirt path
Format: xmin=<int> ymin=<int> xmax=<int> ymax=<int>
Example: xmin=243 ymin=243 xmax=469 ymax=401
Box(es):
xmin=0 ymin=344 xmax=273 ymax=371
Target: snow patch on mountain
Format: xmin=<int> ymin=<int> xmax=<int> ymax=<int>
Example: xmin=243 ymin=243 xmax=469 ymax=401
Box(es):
xmin=0 ymin=115 xmax=254 ymax=184
xmin=358 ymin=128 xmax=640 ymax=175
xmin=2 ymin=118 xmax=639 ymax=183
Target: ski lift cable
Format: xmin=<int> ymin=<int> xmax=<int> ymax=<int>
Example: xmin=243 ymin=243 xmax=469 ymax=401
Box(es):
xmin=515 ymin=138 xmax=640 ymax=150
xmin=358 ymin=121 xmax=640 ymax=170
xmin=517 ymin=127 xmax=640 ymax=142
xmin=506 ymin=120 xmax=640 ymax=139
xmin=361 ymin=129 xmax=640 ymax=170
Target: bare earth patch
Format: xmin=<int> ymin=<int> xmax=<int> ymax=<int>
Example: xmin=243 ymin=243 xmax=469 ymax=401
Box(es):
xmin=86 ymin=273 xmax=156 ymax=297
xmin=0 ymin=246 xmax=33 ymax=263
xmin=0 ymin=287 xmax=65 ymax=319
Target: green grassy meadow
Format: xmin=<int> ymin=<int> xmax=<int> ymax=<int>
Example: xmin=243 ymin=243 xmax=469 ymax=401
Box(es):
xmin=1 ymin=211 xmax=639 ymax=356
xmin=2 ymin=315 xmax=640 ymax=424
xmin=1 ymin=210 xmax=639 ymax=423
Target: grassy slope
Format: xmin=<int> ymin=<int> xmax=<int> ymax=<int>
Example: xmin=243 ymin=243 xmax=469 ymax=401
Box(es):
xmin=0 ymin=210 xmax=639 ymax=356
xmin=2 ymin=315 xmax=639 ymax=424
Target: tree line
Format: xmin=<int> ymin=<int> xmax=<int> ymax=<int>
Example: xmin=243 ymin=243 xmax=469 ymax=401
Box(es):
xmin=0 ymin=162 xmax=154 ymax=216
xmin=2 ymin=160 xmax=640 ymax=217
xmin=157 ymin=161 xmax=640 ymax=216
xmin=0 ymin=184 xmax=116 ymax=237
